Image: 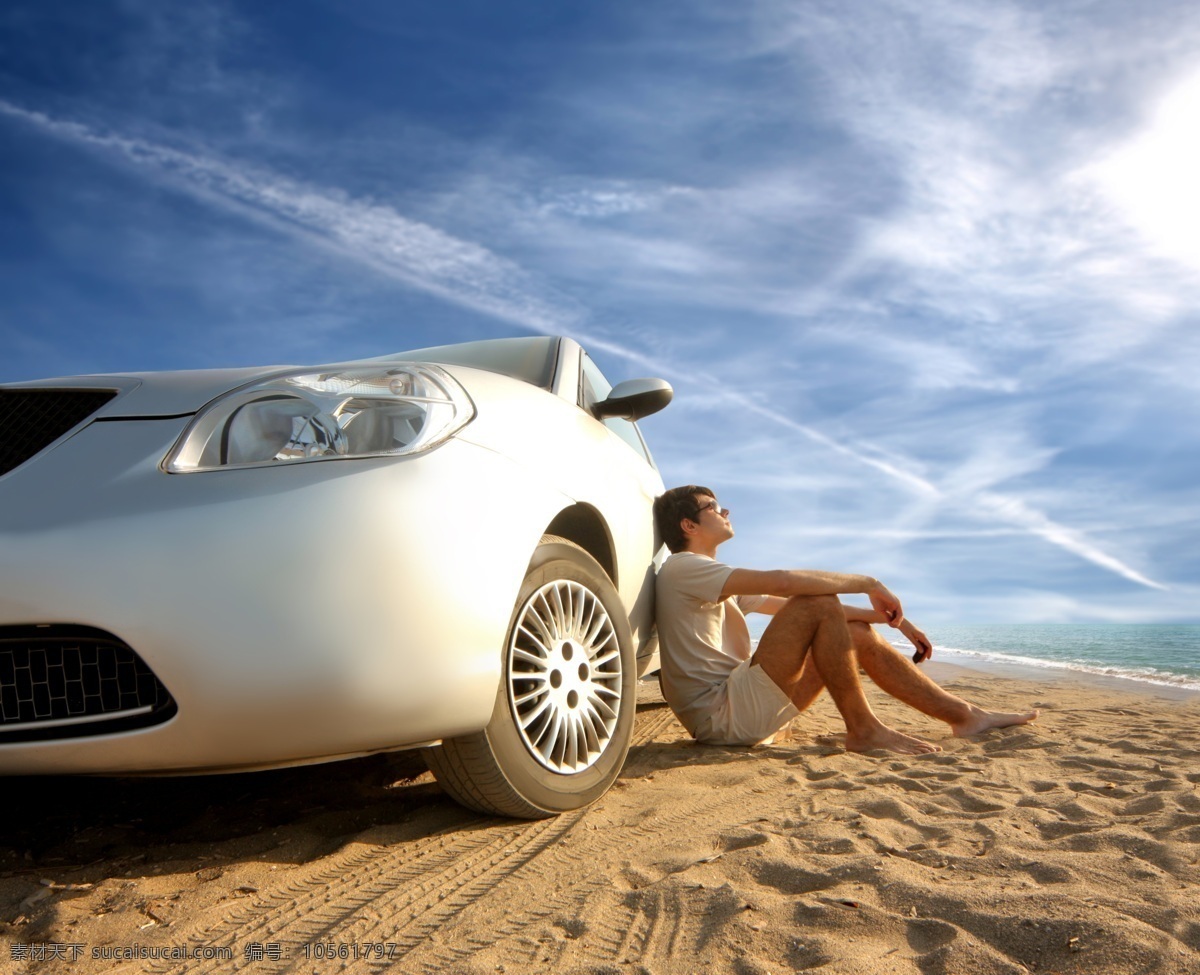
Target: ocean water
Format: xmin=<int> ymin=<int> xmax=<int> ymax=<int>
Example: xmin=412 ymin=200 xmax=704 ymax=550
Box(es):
xmin=914 ymin=623 xmax=1200 ymax=693
xmin=747 ymin=620 xmax=1200 ymax=692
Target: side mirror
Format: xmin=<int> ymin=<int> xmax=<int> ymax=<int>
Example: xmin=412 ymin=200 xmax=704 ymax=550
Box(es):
xmin=594 ymin=378 xmax=673 ymax=422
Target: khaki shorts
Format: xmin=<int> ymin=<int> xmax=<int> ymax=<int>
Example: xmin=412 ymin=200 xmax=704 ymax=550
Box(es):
xmin=693 ymin=658 xmax=800 ymax=746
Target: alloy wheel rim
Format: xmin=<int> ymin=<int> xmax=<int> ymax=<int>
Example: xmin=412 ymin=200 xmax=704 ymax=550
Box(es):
xmin=506 ymin=579 xmax=623 ymax=773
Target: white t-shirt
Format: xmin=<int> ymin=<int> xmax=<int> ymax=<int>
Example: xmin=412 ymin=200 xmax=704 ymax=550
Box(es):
xmin=654 ymin=551 xmax=766 ymax=736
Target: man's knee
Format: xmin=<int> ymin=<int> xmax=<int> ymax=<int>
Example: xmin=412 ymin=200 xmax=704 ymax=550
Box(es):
xmin=848 ymin=620 xmax=872 ymax=641
xmin=782 ymin=593 xmax=842 ymax=619
xmin=849 ymin=622 xmax=894 ymax=665
xmin=758 ymin=594 xmax=844 ymax=667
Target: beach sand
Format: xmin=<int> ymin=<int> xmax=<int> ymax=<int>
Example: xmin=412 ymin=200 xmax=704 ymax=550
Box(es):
xmin=2 ymin=664 xmax=1198 ymax=974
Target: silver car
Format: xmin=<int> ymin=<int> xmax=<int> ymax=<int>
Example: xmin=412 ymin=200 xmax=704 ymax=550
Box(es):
xmin=0 ymin=336 xmax=672 ymax=818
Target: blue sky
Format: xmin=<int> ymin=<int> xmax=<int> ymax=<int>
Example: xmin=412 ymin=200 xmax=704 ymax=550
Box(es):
xmin=2 ymin=0 xmax=1199 ymax=625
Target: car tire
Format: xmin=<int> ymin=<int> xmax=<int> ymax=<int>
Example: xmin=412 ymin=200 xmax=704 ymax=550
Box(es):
xmin=425 ymin=534 xmax=636 ymax=818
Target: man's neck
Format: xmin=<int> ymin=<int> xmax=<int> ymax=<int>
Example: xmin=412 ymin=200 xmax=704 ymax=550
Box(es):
xmin=684 ymin=541 xmax=720 ymax=559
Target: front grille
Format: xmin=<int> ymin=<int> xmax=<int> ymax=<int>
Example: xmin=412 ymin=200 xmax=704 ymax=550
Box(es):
xmin=0 ymin=389 xmax=118 ymax=477
xmin=0 ymin=626 xmax=176 ymax=743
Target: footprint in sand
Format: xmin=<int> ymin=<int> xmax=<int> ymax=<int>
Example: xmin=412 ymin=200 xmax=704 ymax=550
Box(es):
xmin=857 ymin=771 xmax=936 ymax=794
xmin=933 ymin=786 xmax=1007 ymax=815
xmin=1021 ymin=861 xmax=1076 ymax=884
xmin=900 ymin=768 xmax=964 ymax=784
xmin=858 ymin=796 xmax=923 ymax=823
xmin=1066 ymin=780 xmax=1136 ymax=799
xmin=1061 ymin=756 xmax=1156 ymax=773
xmin=905 ymin=917 xmax=959 ymax=952
xmin=1174 ymin=792 xmax=1200 ymax=813
xmin=1110 ymin=737 xmax=1161 ymax=755
xmin=1120 ymin=795 xmax=1167 ymax=816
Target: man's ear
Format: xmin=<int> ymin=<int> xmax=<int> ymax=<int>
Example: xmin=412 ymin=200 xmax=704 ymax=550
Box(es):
xmin=680 ymin=518 xmax=698 ymax=537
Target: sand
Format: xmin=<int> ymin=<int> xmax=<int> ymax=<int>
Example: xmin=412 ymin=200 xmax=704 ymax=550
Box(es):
xmin=2 ymin=664 xmax=1199 ymax=974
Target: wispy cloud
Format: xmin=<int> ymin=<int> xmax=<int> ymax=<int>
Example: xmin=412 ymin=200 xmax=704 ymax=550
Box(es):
xmin=0 ymin=97 xmax=1167 ymax=593
xmin=0 ymin=100 xmax=583 ymax=335
xmin=639 ymin=344 xmax=1165 ymax=591
xmin=746 ymin=0 xmax=1200 ymax=362
xmin=534 ymin=182 xmax=695 ymax=219
xmin=973 ymin=491 xmax=1166 ymax=590
xmin=737 ymin=393 xmax=1165 ymax=590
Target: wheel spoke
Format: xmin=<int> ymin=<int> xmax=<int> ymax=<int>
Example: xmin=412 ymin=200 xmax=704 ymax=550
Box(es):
xmin=513 ymin=683 xmax=549 ymax=706
xmin=546 ymin=587 xmax=568 ymax=635
xmin=588 ymin=691 xmax=619 ymax=718
xmin=571 ymin=588 xmax=588 ymax=637
xmin=518 ymin=694 xmax=553 ymax=731
xmin=589 ymin=645 xmax=620 ymax=669
xmin=517 ymin=619 xmax=554 ymax=651
xmin=579 ymin=706 xmax=603 ymax=749
xmin=583 ymin=609 xmax=611 ymax=647
xmin=512 ymin=644 xmax=550 ymax=669
xmin=529 ymin=595 xmax=559 ymax=645
xmin=542 ymin=712 xmax=567 ymax=764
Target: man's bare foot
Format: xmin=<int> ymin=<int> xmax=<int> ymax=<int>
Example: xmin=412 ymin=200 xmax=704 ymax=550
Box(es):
xmin=951 ymin=706 xmax=1039 ymax=737
xmin=846 ymin=724 xmax=942 ymax=755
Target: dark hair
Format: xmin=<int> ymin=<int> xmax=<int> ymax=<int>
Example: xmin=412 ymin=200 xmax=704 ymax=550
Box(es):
xmin=653 ymin=485 xmax=715 ymax=554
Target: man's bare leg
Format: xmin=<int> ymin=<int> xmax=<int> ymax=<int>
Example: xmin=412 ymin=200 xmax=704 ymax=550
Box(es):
xmin=849 ymin=623 xmax=1039 ymax=735
xmin=753 ymin=596 xmax=941 ymax=755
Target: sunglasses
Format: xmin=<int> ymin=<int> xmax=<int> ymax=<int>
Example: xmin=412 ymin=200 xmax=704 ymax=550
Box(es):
xmin=695 ymin=500 xmax=729 ymax=519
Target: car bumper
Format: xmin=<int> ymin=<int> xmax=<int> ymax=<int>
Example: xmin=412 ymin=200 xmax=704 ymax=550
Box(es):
xmin=0 ymin=418 xmax=563 ymax=774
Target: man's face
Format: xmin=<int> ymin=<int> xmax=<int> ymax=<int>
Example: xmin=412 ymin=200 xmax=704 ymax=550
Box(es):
xmin=687 ymin=493 xmax=734 ymax=545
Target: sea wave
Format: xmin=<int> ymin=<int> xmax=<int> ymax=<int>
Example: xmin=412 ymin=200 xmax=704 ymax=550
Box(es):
xmin=929 ymin=645 xmax=1200 ymax=692
xmin=747 ymin=627 xmax=1200 ymax=693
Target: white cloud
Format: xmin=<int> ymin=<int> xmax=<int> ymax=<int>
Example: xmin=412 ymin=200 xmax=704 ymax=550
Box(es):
xmin=973 ymin=491 xmax=1166 ymax=591
xmin=535 ymin=183 xmax=693 ymax=219
xmin=745 ymin=0 xmax=1200 ymax=365
xmin=810 ymin=327 xmax=1021 ymax=394
xmin=671 ymin=368 xmax=1166 ymax=591
xmin=939 ymin=431 xmax=1058 ymax=497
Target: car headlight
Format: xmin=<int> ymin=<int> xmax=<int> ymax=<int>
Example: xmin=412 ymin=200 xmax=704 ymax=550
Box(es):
xmin=164 ymin=364 xmax=474 ymax=472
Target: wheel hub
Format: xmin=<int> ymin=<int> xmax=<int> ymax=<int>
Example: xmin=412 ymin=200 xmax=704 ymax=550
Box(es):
xmin=506 ymin=579 xmax=623 ymax=773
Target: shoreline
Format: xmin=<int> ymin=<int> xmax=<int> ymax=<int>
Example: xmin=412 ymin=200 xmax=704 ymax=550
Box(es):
xmin=748 ymin=621 xmax=1200 ymax=701
xmin=923 ymin=652 xmax=1200 ymax=701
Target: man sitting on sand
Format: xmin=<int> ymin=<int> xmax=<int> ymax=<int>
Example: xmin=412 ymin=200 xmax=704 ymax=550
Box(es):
xmin=653 ymin=485 xmax=1037 ymax=755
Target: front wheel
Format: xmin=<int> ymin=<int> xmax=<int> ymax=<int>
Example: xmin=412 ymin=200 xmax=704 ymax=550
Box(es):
xmin=425 ymin=535 xmax=636 ymax=818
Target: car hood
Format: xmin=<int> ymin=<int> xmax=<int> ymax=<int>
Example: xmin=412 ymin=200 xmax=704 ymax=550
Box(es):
xmin=3 ymin=357 xmax=432 ymax=418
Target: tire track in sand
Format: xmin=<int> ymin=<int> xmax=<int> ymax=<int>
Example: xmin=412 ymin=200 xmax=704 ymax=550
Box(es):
xmin=139 ymin=813 xmax=582 ymax=975
xmin=376 ymin=784 xmax=773 ymax=975
xmin=391 ymin=759 xmax=791 ymax=969
xmin=140 ymin=699 xmax=713 ymax=975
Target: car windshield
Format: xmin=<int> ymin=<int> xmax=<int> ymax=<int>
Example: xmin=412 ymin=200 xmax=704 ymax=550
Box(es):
xmin=381 ymin=336 xmax=560 ymax=389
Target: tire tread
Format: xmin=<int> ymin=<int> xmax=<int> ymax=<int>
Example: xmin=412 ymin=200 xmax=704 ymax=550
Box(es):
xmin=425 ymin=732 xmax=546 ymax=819
xmin=424 ymin=535 xmax=632 ymax=820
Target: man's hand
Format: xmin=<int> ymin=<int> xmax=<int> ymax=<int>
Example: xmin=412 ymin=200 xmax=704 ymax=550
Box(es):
xmin=900 ymin=619 xmax=933 ymax=663
xmin=867 ymin=582 xmax=904 ymax=628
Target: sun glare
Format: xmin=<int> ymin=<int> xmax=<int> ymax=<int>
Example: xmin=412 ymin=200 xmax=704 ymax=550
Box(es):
xmin=1090 ymin=70 xmax=1200 ymax=271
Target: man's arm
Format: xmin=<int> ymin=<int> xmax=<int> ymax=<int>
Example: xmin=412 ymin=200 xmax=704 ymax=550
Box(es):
xmin=841 ymin=605 xmax=934 ymax=661
xmin=749 ymin=595 xmax=789 ymax=616
xmin=745 ymin=583 xmax=932 ymax=661
xmin=899 ymin=619 xmax=933 ymax=662
xmin=721 ymin=568 xmax=904 ymax=624
xmin=753 ymin=600 xmax=899 ymax=624
xmin=842 ymin=604 xmax=890 ymax=624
